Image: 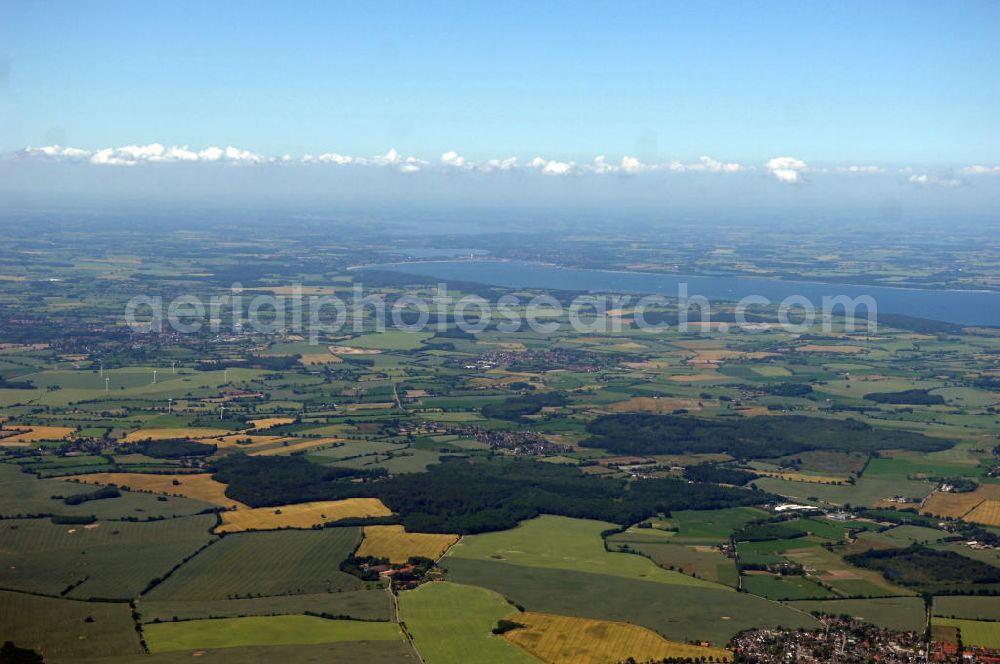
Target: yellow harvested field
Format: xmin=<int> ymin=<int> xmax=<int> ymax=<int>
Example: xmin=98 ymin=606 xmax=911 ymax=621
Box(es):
xmin=607 ymin=397 xmax=703 ymax=413
xmin=211 ymin=434 xmax=295 ymax=449
xmin=247 ymin=417 xmax=296 ymax=430
xmin=122 ymin=428 xmax=231 ymax=442
xmin=688 ymin=350 xmax=775 ymax=365
xmin=346 ymin=402 xmax=396 ymax=411
xmin=622 ymin=360 xmax=672 ymax=369
xmin=329 ymin=345 xmax=381 ymax=355
xmin=759 ymin=471 xmax=847 ymax=485
xmin=475 ymin=341 xmax=528 ymax=351
xmin=250 ymin=438 xmax=342 ymax=456
xmin=795 ymin=344 xmax=864 ymax=354
xmin=300 ymin=353 xmax=343 ymax=365
xmin=215 ymin=498 xmax=393 ymax=533
xmin=356 ymin=525 xmax=459 ymax=563
xmin=0 ymin=425 xmax=75 ymax=444
xmin=966 ymin=500 xmax=1000 ymax=527
xmin=504 ymin=612 xmax=733 ymax=664
xmin=59 ymin=473 xmax=245 ymax=509
xmin=736 ymin=407 xmax=775 ymax=417
xmin=0 ymin=343 xmax=48 ymax=352
xmin=921 ymin=485 xmax=999 ymax=519
xmin=606 ymin=342 xmax=647 ymax=351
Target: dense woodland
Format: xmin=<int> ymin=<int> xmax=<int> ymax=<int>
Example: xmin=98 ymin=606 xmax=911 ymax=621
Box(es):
xmin=863 ymin=389 xmax=946 ymax=405
xmin=582 ymin=414 xmax=951 ymax=459
xmin=132 ymin=439 xmax=218 ymax=459
xmin=845 ymin=545 xmax=1000 ymax=594
xmin=481 ymin=392 xmax=569 ymax=421
xmin=684 ymin=463 xmax=757 ymax=486
xmin=214 ymin=454 xmax=775 ymax=534
xmin=212 ymin=454 xmax=387 ymax=506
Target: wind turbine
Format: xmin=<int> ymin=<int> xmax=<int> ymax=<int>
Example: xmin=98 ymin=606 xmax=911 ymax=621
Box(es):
xmin=172 ymin=360 xmax=177 ymax=374
xmin=99 ymin=360 xmax=103 ymax=377
xmin=167 ymin=398 xmax=173 ymax=414
xmin=152 ymin=370 xmax=158 ymax=384
xmin=219 ymin=404 xmax=226 ymax=420
xmin=104 ymin=377 xmax=110 ymax=393
xmin=224 ymin=368 xmax=230 ymax=383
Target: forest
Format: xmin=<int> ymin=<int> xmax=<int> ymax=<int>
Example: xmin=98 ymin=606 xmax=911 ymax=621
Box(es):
xmin=582 ymin=414 xmax=952 ymax=458
xmin=214 ymin=454 xmax=775 ymax=534
xmin=844 ymin=545 xmax=1000 ymax=594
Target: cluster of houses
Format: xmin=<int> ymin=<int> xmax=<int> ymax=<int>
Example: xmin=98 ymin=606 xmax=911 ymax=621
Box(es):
xmin=732 ymin=616 xmax=926 ymax=663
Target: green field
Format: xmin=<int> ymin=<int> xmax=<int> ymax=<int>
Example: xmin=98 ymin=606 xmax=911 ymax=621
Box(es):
xmin=0 ymin=515 xmax=216 ymax=599
xmin=0 ymin=590 xmax=142 ymax=659
xmin=447 ymin=515 xmax=727 ymax=589
xmin=662 ymin=507 xmax=771 ymax=542
xmin=607 ymin=535 xmax=740 ymax=586
xmin=934 ymin=596 xmax=1000 ymax=621
xmin=0 ymin=463 xmax=216 ymax=519
xmin=144 ymin=615 xmax=404 ymax=652
xmin=786 ymin=597 xmax=927 ymax=631
xmin=737 ymin=537 xmax=823 ymax=565
xmin=864 ymin=457 xmax=984 ymax=480
xmin=784 ymin=546 xmax=914 ymax=597
xmin=138 ymin=590 xmax=391 ymax=623
xmin=741 ymin=573 xmax=837 ymax=600
xmin=145 ymin=528 xmax=362 ymax=600
xmin=24 ymin=366 xmax=266 ymax=408
xmin=66 ymin=642 xmax=418 ymax=663
xmin=398 ymin=582 xmax=537 ymax=664
xmin=345 ymin=331 xmax=435 ymax=350
xmin=752 ymin=476 xmax=935 ymax=507
xmin=932 ymin=618 xmax=1000 ymax=648
xmin=442 ymin=557 xmax=819 ymax=646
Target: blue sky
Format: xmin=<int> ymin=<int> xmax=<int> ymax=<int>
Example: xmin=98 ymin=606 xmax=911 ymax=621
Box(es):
xmin=2 ymin=0 xmax=998 ymax=166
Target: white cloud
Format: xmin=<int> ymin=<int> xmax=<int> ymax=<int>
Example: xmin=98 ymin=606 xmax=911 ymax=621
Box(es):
xmin=18 ymin=145 xmax=92 ymax=160
xmin=961 ymin=165 xmax=1000 ymax=175
xmin=528 ymin=157 xmax=575 ymax=176
xmin=440 ymin=150 xmax=470 ymax=169
xmin=477 ymin=157 xmax=519 ymax=173
xmin=908 ymin=173 xmax=961 ymax=188
xmin=14 ymin=145 xmax=968 ymax=187
xmin=577 ymin=154 xmax=745 ymax=175
xmin=70 ymin=143 xmax=268 ymax=166
xmin=588 ymin=155 xmax=617 ymax=174
xmin=696 ymin=155 xmax=743 ymax=173
xmin=771 ymin=170 xmax=800 ymax=183
xmin=303 ymin=152 xmax=353 ymax=164
xmin=766 ymin=156 xmax=807 ymax=183
xmin=620 ymin=155 xmax=651 ymax=174
xmin=363 ymin=148 xmax=401 ymax=166
xmin=543 ymin=161 xmax=573 ymax=176
xmin=836 ymin=165 xmax=883 ymax=174
xmin=354 ymin=148 xmax=427 ymax=173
